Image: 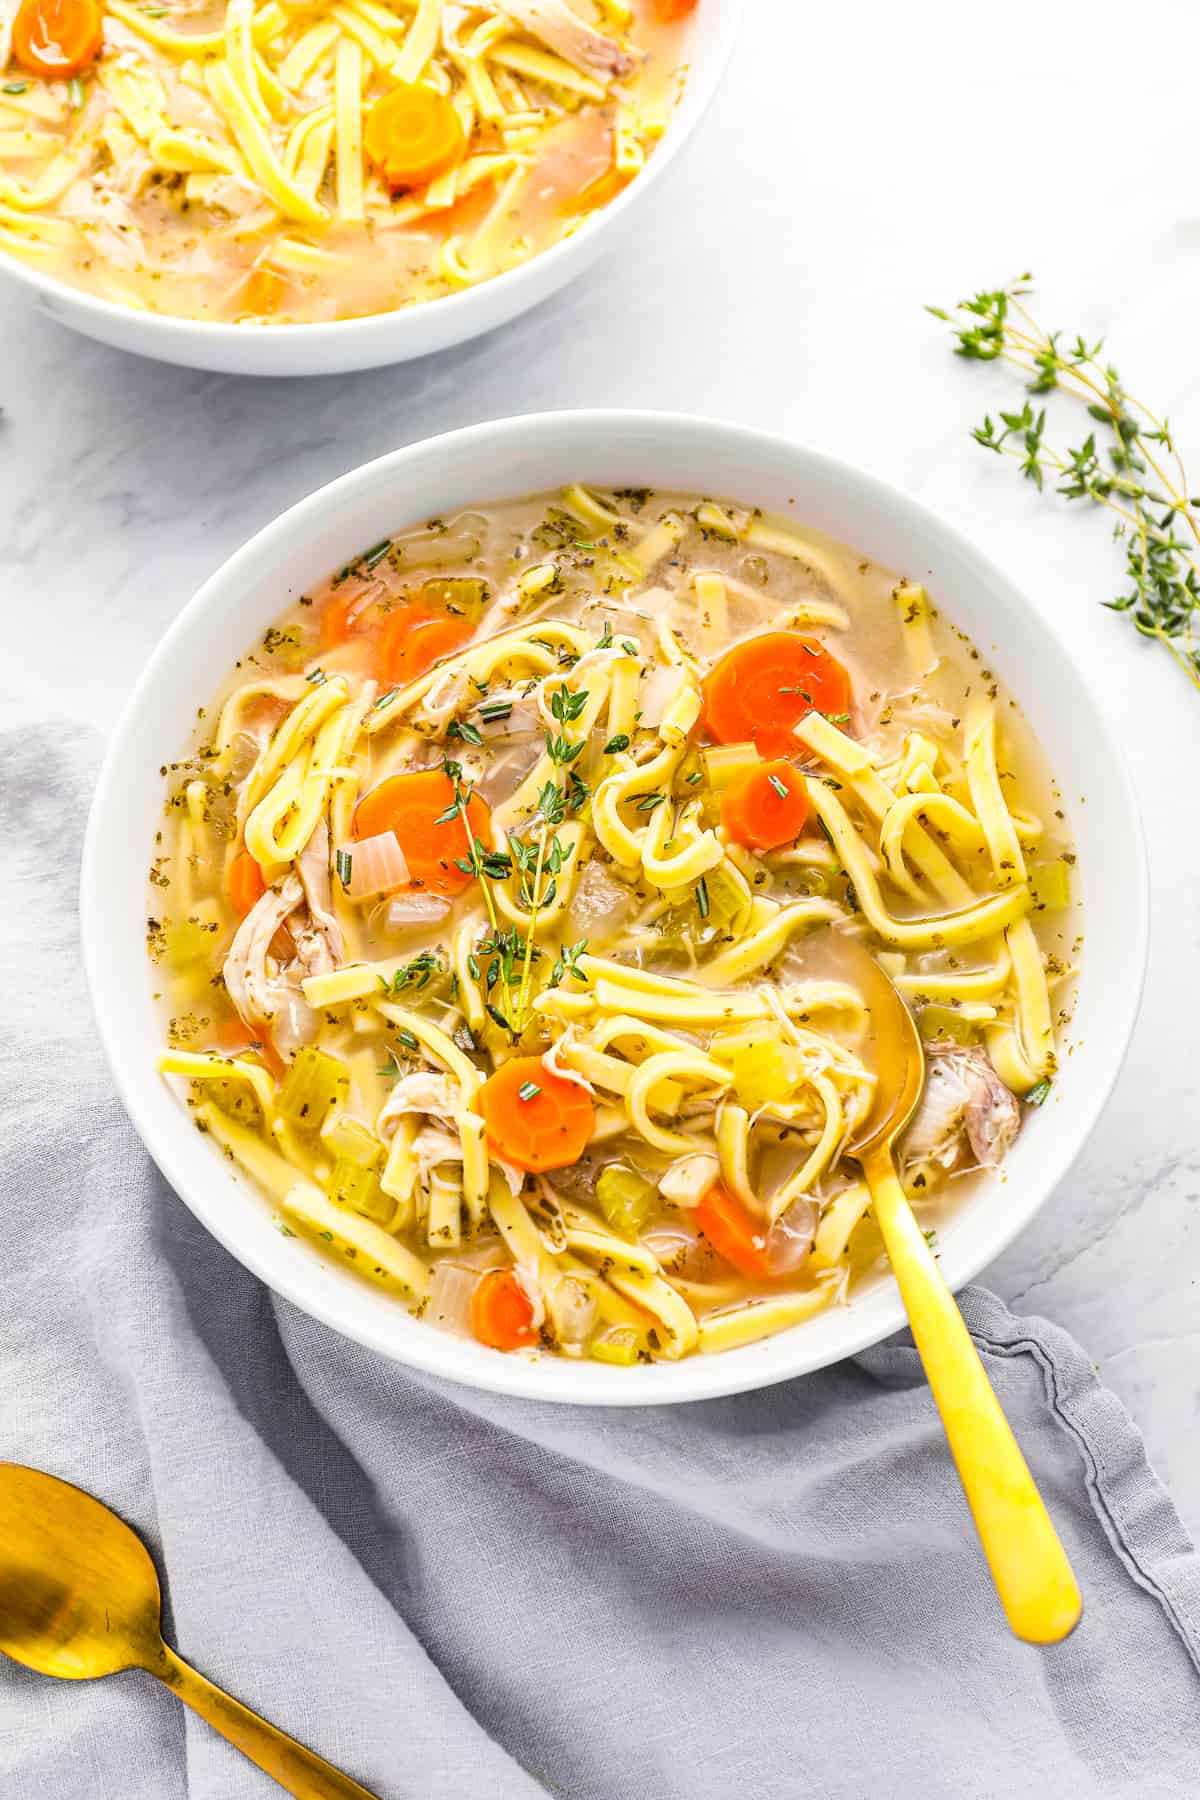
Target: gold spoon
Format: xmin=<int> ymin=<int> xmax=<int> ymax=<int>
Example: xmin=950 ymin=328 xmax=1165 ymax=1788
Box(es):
xmin=0 ymin=1463 xmax=380 ymax=1799
xmin=841 ymin=940 xmax=1083 ymax=1644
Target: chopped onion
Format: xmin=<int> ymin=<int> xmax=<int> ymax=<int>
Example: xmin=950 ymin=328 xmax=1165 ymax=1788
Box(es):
xmin=642 ymin=1222 xmax=710 ymax=1281
xmin=765 ymin=1198 xmax=819 ymax=1276
xmin=345 ymin=831 xmax=409 ymax=901
xmin=385 ymin=892 xmax=451 ymax=930
xmin=638 ymin=662 xmax=686 ymax=730
xmin=659 ymin=1152 xmax=720 ymax=1206
xmin=426 ymin=1264 xmax=479 ymax=1337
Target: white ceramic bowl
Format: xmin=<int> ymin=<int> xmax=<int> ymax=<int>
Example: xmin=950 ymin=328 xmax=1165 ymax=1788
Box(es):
xmin=81 ymin=412 xmax=1148 ymax=1403
xmin=0 ymin=5 xmax=737 ymax=376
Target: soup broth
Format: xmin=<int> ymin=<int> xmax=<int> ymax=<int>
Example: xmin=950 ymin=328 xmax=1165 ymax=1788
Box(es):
xmin=150 ymin=485 xmax=1079 ymax=1363
xmin=0 ymin=0 xmax=690 ymax=322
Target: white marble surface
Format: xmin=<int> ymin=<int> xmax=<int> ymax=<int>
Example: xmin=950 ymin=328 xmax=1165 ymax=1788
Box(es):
xmin=3 ymin=0 xmax=1198 ymax=1523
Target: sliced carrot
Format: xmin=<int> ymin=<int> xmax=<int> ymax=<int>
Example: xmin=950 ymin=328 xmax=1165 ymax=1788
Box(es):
xmin=376 ymin=606 xmax=474 ymax=687
xmin=696 ymin=1182 xmax=772 ymax=1279
xmin=470 ymin=1268 xmax=539 ymax=1351
xmin=242 ymin=267 xmax=288 ymax=315
xmin=653 ymin=0 xmax=699 ymax=17
xmin=227 ymin=849 xmax=266 ymax=920
xmin=364 ymin=83 xmax=466 ymax=194
xmin=13 ymin=0 xmax=102 ymax=77
xmin=720 ymin=758 xmax=810 ymax=851
xmin=353 ymin=768 xmax=491 ymax=897
xmin=562 ymin=165 xmax=634 ymax=217
xmin=319 ymin=590 xmax=376 ymax=650
xmin=479 ymin=1056 xmax=595 ymax=1173
xmin=212 ymin=1013 xmax=286 ymax=1082
xmin=702 ymin=633 xmax=853 ymax=758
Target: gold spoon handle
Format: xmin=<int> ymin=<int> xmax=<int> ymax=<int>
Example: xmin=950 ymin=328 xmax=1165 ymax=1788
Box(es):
xmin=152 ymin=1645 xmax=380 ymax=1799
xmin=863 ymin=1150 xmax=1082 ymax=1646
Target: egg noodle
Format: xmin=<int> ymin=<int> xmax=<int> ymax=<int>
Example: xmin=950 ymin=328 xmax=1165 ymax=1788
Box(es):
xmin=151 ymin=486 xmax=1079 ymax=1364
xmin=0 ymin=0 xmax=688 ymax=321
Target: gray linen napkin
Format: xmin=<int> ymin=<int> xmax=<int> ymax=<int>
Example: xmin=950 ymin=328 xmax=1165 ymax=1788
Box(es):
xmin=3 ymin=712 xmax=1199 ymax=1800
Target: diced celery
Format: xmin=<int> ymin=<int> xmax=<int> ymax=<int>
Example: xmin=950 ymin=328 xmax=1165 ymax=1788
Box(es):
xmin=589 ymin=1327 xmax=641 ymax=1366
xmin=206 ymin=1077 xmax=264 ymax=1126
xmin=164 ymin=915 xmax=219 ymax=968
xmin=790 ymin=867 xmax=830 ymax=898
xmin=703 ymin=861 xmax=753 ymax=933
xmin=277 ymin=1046 xmax=350 ymax=1130
xmin=329 ymin=1157 xmax=391 ymax=1223
xmin=596 ymin=1163 xmax=655 ymax=1238
xmin=261 ymin=623 xmax=313 ymax=671
xmin=917 ymin=1005 xmax=977 ymax=1046
xmin=1031 ymin=860 xmax=1071 ymax=911
xmin=729 ymin=1041 xmax=804 ymax=1108
xmin=320 ymin=1112 xmax=383 ymax=1168
xmin=701 ymin=741 xmax=760 ymax=790
xmin=421 ymin=576 xmax=489 ymax=620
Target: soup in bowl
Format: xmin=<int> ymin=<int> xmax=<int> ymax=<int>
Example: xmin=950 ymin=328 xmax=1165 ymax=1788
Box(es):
xmin=82 ymin=414 xmax=1146 ymax=1402
xmin=0 ymin=0 xmax=733 ymax=371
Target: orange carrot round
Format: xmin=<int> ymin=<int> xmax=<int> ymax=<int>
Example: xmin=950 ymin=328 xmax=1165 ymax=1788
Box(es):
xmin=720 ymin=758 xmax=809 ymax=851
xmin=653 ymin=0 xmax=699 ymax=17
xmin=241 ymin=266 xmax=288 ymax=316
xmin=470 ymin=1268 xmax=539 ymax=1351
xmin=13 ymin=0 xmax=102 ymax=76
xmin=479 ymin=1056 xmax=595 ymax=1173
xmin=377 ymin=606 xmax=474 ymax=687
xmin=702 ymin=633 xmax=852 ymax=758
xmin=364 ymin=84 xmax=466 ymax=194
xmin=227 ymin=849 xmax=266 ymax=919
xmin=696 ymin=1182 xmax=771 ymax=1279
xmin=353 ymin=768 xmax=490 ymax=897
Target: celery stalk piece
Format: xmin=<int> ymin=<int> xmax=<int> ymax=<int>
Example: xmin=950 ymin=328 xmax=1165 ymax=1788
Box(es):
xmin=276 ymin=1046 xmax=350 ymax=1130
xmin=595 ymin=1164 xmax=655 ymax=1238
xmin=589 ymin=1327 xmax=642 ymax=1366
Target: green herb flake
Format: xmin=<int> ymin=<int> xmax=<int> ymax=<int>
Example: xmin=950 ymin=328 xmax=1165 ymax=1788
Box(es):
xmin=1026 ymin=1078 xmax=1052 ymax=1106
xmin=334 ymin=849 xmax=353 ymax=888
xmin=517 ymin=1079 xmax=541 ymax=1101
xmin=603 ymin=732 xmax=630 ymax=754
xmin=767 ymin=773 xmax=789 ymax=799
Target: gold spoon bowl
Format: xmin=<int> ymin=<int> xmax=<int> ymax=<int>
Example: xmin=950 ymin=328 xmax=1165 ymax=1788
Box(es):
xmin=0 ymin=1463 xmax=380 ymax=1799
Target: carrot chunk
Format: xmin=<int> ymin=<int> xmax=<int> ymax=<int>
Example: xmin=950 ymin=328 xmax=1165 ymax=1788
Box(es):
xmin=720 ymin=758 xmax=810 ymax=851
xmin=353 ymin=769 xmax=490 ymax=897
xmin=702 ymin=633 xmax=852 ymax=758
xmin=376 ymin=606 xmax=474 ymax=687
xmin=470 ymin=1268 xmax=539 ymax=1351
xmin=695 ymin=1182 xmax=772 ymax=1279
xmin=241 ymin=267 xmax=288 ymax=315
xmin=479 ymin=1056 xmax=595 ymax=1173
xmin=13 ymin=0 xmax=102 ymax=77
xmin=364 ymin=84 xmax=466 ymax=194
xmin=227 ymin=850 xmax=266 ymax=920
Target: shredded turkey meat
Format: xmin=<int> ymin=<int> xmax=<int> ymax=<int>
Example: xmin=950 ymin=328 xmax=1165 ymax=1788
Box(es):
xmin=222 ymin=874 xmax=319 ymax=1058
xmin=294 ymin=820 xmax=344 ymax=975
xmin=900 ymin=1044 xmax=1021 ymax=1174
xmin=495 ymin=0 xmax=635 ymax=79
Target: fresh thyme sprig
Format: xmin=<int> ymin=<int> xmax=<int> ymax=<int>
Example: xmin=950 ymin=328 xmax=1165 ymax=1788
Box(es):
xmin=930 ymin=276 xmax=1200 ymax=691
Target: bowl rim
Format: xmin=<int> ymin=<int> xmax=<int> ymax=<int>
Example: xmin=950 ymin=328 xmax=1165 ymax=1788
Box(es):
xmin=0 ymin=0 xmax=740 ymax=354
xmin=81 ymin=409 xmax=1150 ymax=1404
